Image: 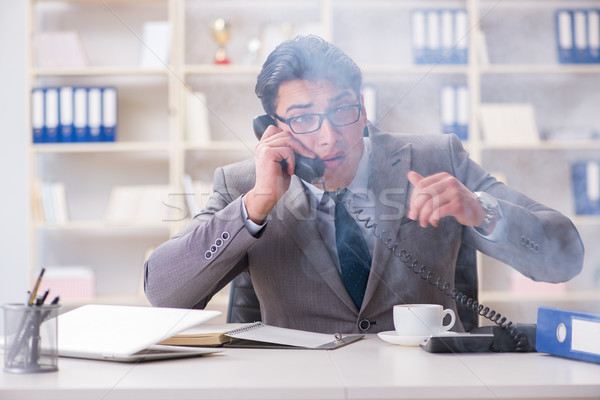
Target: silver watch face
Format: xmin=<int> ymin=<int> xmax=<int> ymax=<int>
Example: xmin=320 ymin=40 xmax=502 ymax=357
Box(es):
xmin=476 ymin=192 xmax=499 ymax=227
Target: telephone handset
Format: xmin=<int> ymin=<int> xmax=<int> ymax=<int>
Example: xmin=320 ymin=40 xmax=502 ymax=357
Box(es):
xmin=253 ymin=115 xmax=325 ymax=184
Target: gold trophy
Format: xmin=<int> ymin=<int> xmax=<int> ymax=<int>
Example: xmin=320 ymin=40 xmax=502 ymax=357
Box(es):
xmin=211 ymin=18 xmax=231 ymax=64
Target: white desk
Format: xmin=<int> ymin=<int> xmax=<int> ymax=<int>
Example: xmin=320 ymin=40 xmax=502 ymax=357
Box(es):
xmin=1 ymin=335 xmax=600 ymax=400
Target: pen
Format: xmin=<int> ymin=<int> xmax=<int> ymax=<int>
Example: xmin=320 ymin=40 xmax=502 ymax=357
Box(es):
xmin=28 ymin=268 xmax=46 ymax=306
xmin=41 ymin=296 xmax=60 ymax=323
xmin=36 ymin=289 xmax=50 ymax=306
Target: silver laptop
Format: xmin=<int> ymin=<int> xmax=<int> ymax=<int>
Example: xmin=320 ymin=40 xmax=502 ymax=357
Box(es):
xmin=56 ymin=304 xmax=222 ymax=362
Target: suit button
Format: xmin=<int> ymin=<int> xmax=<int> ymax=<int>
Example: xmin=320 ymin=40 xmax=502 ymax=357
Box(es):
xmin=210 ymin=245 xmax=217 ymax=252
xmin=359 ymin=319 xmax=371 ymax=331
xmin=222 ymin=232 xmax=230 ymax=240
xmin=205 ymin=251 xmax=212 ymax=260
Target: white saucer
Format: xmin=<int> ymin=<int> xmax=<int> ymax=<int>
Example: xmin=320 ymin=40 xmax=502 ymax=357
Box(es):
xmin=377 ymin=331 xmax=457 ymax=347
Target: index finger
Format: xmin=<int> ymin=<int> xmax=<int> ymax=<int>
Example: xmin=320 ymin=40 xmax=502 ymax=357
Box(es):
xmin=407 ymin=171 xmax=424 ymax=187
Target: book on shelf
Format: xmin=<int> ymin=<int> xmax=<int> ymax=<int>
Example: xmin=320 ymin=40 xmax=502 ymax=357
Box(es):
xmin=104 ymin=185 xmax=180 ymax=225
xmin=260 ymin=22 xmax=324 ymax=64
xmin=571 ymin=160 xmax=600 ymax=215
xmin=509 ymin=270 xmax=566 ymax=294
xmin=139 ymin=21 xmax=172 ymax=68
xmin=541 ymin=127 xmax=599 ymax=142
xmin=159 ymin=321 xmax=363 ymax=350
xmin=362 ymin=85 xmax=377 ymax=123
xmin=33 ymin=31 xmax=89 ymax=68
xmin=555 ymin=9 xmax=600 ymax=64
xmin=411 ymin=8 xmax=468 ymax=65
xmin=184 ymin=89 xmax=211 ymax=144
xmin=440 ymin=84 xmax=468 ymax=141
xmin=32 ymin=86 xmax=117 ymax=143
xmin=479 ymin=103 xmax=540 ymax=146
xmin=31 ymin=180 xmax=69 ymax=224
xmin=474 ymin=28 xmax=490 ymax=66
xmin=182 ymin=175 xmax=214 ymax=218
xmin=44 ymin=266 xmax=95 ymax=301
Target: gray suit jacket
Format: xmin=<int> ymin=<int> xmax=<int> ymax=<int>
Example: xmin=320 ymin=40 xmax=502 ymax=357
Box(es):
xmin=144 ymin=128 xmax=583 ymax=334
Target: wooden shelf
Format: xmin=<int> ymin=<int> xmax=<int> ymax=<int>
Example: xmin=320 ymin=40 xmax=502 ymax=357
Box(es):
xmin=184 ymin=140 xmax=253 ymax=152
xmin=362 ymin=64 xmax=470 ymax=75
xmin=33 ymin=220 xmax=172 ymax=231
xmin=32 ymin=66 xmax=169 ymax=77
xmin=480 ymin=290 xmax=600 ymax=303
xmin=480 ymin=140 xmax=600 ymax=151
xmin=33 ymin=0 xmax=167 ymax=4
xmin=31 ymin=141 xmax=171 ymax=153
xmin=184 ymin=64 xmax=261 ymax=76
xmin=480 ymin=64 xmax=600 ymax=75
xmin=60 ymin=295 xmax=151 ymax=312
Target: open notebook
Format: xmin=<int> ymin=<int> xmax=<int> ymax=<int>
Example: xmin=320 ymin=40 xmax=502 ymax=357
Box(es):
xmin=161 ymin=321 xmax=363 ymax=350
xmin=56 ymin=304 xmax=222 ymax=362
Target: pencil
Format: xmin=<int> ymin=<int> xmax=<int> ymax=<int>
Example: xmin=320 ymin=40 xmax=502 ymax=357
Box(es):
xmin=28 ymin=268 xmax=46 ymax=306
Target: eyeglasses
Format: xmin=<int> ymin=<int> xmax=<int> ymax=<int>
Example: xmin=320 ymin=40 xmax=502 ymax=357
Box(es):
xmin=274 ymin=104 xmax=362 ymax=135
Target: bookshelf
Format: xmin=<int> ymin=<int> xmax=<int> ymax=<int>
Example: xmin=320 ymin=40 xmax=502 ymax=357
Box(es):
xmin=26 ymin=0 xmax=600 ymax=321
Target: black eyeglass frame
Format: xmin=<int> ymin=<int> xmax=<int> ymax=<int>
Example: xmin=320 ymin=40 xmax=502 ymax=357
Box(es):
xmin=273 ymin=104 xmax=362 ymax=135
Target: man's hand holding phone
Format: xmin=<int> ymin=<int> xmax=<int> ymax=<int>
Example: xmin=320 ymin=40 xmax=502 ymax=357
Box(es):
xmin=245 ymin=121 xmax=317 ymax=224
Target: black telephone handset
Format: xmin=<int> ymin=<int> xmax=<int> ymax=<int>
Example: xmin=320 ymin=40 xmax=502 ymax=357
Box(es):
xmin=253 ymin=115 xmax=325 ymax=184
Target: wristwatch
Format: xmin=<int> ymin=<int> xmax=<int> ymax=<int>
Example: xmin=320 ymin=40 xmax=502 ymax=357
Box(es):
xmin=474 ymin=191 xmax=499 ymax=230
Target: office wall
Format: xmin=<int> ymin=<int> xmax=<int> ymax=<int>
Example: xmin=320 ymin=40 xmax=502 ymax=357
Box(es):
xmin=0 ymin=0 xmax=28 ymax=325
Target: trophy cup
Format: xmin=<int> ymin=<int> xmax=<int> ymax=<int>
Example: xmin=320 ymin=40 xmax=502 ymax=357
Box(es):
xmin=211 ymin=18 xmax=231 ymax=64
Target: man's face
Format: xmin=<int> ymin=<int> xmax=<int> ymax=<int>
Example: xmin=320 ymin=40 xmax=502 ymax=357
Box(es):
xmin=274 ymin=79 xmax=367 ymax=190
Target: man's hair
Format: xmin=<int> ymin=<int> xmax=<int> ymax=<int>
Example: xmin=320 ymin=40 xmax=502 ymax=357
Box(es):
xmin=255 ymin=35 xmax=362 ymax=115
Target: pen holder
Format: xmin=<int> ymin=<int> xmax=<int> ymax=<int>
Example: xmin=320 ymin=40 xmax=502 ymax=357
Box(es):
xmin=2 ymin=303 xmax=60 ymax=373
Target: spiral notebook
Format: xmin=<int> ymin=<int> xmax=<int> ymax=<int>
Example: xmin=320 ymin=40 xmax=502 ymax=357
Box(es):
xmin=161 ymin=322 xmax=363 ymax=350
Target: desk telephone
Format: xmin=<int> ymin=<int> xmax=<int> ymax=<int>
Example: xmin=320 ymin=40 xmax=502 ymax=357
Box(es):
xmin=253 ymin=115 xmax=325 ymax=184
xmin=252 ymin=115 xmax=535 ymax=353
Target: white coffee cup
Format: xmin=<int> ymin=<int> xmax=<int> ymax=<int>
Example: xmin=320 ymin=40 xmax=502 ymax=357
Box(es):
xmin=393 ymin=304 xmax=456 ymax=336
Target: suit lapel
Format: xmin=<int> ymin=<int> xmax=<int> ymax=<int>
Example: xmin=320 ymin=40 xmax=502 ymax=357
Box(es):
xmin=278 ymin=177 xmax=358 ymax=313
xmin=361 ymin=138 xmax=412 ymax=310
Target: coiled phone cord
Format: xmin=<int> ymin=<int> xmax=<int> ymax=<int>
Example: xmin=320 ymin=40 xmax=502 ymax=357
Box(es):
xmin=341 ymin=196 xmax=529 ymax=351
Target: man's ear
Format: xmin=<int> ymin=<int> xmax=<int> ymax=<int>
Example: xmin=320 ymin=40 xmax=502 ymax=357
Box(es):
xmin=359 ymin=93 xmax=367 ymax=121
xmin=359 ymin=93 xmax=369 ymax=137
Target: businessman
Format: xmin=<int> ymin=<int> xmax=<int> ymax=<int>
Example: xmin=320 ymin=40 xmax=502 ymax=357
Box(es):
xmin=144 ymin=35 xmax=584 ymax=334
